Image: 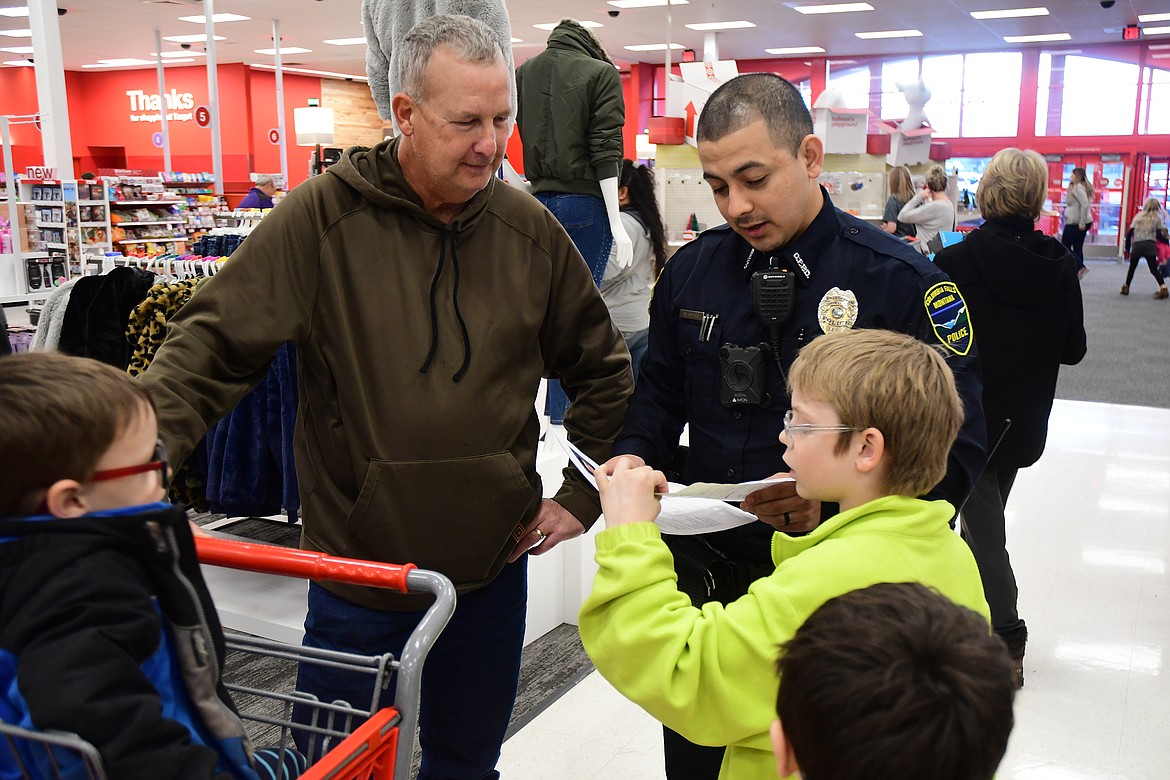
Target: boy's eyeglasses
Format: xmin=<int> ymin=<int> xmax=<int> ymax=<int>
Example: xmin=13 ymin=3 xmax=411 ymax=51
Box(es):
xmin=782 ymin=410 xmax=863 ymax=440
xmin=89 ymin=439 xmax=170 ymax=491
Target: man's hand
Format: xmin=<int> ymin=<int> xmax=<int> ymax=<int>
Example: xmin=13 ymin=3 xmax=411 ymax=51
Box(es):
xmin=507 ymin=499 xmax=586 ymax=562
xmin=741 ymin=473 xmax=821 ymax=532
xmin=594 ymin=459 xmax=668 ymax=529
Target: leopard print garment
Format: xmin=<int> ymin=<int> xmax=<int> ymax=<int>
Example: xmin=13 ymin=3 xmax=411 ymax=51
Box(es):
xmin=126 ymin=278 xmax=210 ymax=509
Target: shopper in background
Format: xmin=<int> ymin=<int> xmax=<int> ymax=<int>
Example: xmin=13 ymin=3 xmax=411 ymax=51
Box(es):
xmin=771 ymin=582 xmax=1016 ymax=780
xmin=516 ymin=18 xmax=631 ymax=423
xmin=1061 ymin=166 xmax=1093 ymax=278
xmin=139 ymin=15 xmax=631 ymax=779
xmin=237 ymin=174 xmax=277 ymax=209
xmin=582 ymin=329 xmax=990 ymax=780
xmin=0 ymin=353 xmax=306 ymax=780
xmin=599 ymin=159 xmax=666 ymax=383
xmin=1122 ymin=197 xmax=1169 ymax=299
xmin=881 ymin=164 xmax=915 ymax=239
xmin=934 ymin=147 xmax=1087 ymax=688
xmin=898 ymin=164 xmax=955 ymax=254
xmin=599 ymin=72 xmax=987 ymax=780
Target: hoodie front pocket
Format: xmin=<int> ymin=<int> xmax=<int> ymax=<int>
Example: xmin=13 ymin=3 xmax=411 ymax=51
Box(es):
xmin=344 ymin=452 xmax=539 ymax=587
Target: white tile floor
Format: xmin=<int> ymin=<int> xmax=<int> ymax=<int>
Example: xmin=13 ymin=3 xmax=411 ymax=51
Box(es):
xmin=496 ymin=399 xmax=1170 ymax=780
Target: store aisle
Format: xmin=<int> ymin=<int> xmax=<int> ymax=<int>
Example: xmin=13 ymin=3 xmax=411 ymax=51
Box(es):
xmin=497 ymin=398 xmax=1170 ymax=780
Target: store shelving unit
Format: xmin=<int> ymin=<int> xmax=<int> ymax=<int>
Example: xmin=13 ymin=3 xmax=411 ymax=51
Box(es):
xmin=107 ymin=175 xmax=188 ymax=255
xmin=162 ymin=172 xmax=227 ymax=239
xmin=16 ymin=179 xmax=83 ymax=301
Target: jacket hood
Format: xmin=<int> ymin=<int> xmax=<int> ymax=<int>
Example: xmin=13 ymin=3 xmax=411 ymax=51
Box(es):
xmin=548 ymin=20 xmax=615 ymax=64
xmin=0 ymin=502 xmax=183 ymax=544
xmin=962 ymin=217 xmax=1074 ymax=307
xmin=326 ymin=136 xmax=495 ymax=235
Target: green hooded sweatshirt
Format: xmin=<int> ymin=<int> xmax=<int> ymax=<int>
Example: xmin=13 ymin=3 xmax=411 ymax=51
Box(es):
xmin=140 ymin=137 xmax=632 ymax=609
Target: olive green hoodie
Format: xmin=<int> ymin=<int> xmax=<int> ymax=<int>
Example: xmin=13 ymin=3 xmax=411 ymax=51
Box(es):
xmin=516 ymin=20 xmax=625 ymax=197
xmin=140 ymin=137 xmax=632 ymax=608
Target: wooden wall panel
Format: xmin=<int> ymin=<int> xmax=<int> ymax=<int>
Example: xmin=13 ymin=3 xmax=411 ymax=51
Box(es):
xmin=321 ymin=80 xmax=386 ymax=149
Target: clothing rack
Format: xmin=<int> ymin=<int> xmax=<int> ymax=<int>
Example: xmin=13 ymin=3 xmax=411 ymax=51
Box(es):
xmin=102 ymin=252 xmax=225 ymax=278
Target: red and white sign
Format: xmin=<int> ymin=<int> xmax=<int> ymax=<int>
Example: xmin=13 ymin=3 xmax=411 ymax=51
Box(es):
xmin=194 ymin=105 xmax=211 ymax=128
xmin=25 ymin=166 xmax=57 ymax=180
xmin=268 ymin=128 xmax=281 ymax=145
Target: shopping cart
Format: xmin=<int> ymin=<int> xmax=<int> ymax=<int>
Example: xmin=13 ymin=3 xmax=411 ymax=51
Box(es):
xmin=0 ymin=537 xmax=456 ymax=780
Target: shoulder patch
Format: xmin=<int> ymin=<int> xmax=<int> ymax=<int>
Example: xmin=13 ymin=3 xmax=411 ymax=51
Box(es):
xmin=923 ymin=281 xmax=972 ymax=356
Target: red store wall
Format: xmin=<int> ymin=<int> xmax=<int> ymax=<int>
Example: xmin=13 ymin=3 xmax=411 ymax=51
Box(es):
xmin=2 ymin=63 xmax=323 ymax=189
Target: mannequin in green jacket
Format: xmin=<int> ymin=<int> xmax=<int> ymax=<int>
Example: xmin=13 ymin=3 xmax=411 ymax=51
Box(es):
xmin=581 ymin=329 xmax=991 ymax=780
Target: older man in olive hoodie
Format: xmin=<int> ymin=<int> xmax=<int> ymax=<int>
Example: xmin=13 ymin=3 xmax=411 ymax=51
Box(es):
xmin=139 ymin=15 xmax=631 ymax=780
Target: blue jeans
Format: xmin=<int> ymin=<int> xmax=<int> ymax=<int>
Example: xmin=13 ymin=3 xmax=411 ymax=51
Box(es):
xmin=535 ymin=193 xmax=614 ymax=423
xmin=624 ymin=328 xmax=649 ymax=385
xmin=1061 ymin=223 xmax=1088 ymax=271
xmin=294 ymin=557 xmax=528 ymax=780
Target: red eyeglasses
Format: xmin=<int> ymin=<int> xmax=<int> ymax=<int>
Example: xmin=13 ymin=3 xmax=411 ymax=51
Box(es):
xmin=89 ymin=439 xmax=171 ymax=491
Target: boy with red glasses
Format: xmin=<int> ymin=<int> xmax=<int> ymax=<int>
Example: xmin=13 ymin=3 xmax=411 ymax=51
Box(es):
xmin=581 ymin=329 xmax=1008 ymax=779
xmin=0 ymin=353 xmax=302 ymax=780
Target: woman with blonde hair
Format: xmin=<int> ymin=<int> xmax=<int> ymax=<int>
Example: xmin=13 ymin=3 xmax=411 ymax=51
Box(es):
xmin=1061 ymin=167 xmax=1094 ymax=277
xmin=933 ymin=147 xmax=1087 ymax=689
xmin=1122 ymin=197 xmax=1169 ymax=299
xmin=897 ymin=164 xmax=955 ymax=253
xmin=881 ymin=165 xmax=915 ymax=238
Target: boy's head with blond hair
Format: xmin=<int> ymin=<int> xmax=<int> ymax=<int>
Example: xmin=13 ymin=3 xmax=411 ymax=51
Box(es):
xmin=783 ymin=329 xmax=963 ymax=502
xmin=0 ymin=353 xmax=166 ymax=517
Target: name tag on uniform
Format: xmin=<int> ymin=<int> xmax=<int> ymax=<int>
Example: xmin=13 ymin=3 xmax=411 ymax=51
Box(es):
xmin=678 ymin=309 xmax=719 ymax=342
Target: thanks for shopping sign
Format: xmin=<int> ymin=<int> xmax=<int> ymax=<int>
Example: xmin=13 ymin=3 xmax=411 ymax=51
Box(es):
xmin=126 ymin=88 xmax=197 ymax=123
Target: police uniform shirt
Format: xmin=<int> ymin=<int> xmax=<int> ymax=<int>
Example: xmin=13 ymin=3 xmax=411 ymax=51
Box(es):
xmin=614 ymin=187 xmax=986 ymax=555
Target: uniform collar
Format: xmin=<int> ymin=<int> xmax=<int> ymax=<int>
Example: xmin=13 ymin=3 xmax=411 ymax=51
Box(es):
xmin=743 ymin=187 xmax=838 ymax=288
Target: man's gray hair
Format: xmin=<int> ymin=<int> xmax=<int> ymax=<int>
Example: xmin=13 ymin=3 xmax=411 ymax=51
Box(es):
xmin=697 ymin=73 xmax=813 ymax=157
xmin=398 ymin=14 xmax=504 ymax=104
xmin=255 ymin=174 xmax=274 ymax=187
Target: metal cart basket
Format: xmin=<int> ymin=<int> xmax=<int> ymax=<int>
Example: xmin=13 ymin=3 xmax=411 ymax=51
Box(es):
xmin=1 ymin=536 xmax=456 ymax=780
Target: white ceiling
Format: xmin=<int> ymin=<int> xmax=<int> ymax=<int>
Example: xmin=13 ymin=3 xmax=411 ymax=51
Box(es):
xmin=0 ymin=0 xmax=1162 ymax=77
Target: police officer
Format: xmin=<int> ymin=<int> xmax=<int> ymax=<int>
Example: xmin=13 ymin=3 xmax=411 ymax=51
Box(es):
xmin=600 ymin=72 xmax=987 ymax=780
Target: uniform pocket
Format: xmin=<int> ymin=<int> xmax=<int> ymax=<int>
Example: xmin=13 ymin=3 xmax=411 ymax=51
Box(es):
xmin=344 ymin=452 xmax=539 ymax=587
xmin=677 ymin=319 xmax=722 ymax=421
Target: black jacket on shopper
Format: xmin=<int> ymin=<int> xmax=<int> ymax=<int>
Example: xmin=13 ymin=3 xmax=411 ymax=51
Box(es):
xmin=934 ymin=217 xmax=1087 ymax=470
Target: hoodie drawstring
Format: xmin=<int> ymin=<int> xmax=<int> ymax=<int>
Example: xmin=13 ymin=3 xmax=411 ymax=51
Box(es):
xmin=418 ymin=228 xmax=472 ymax=382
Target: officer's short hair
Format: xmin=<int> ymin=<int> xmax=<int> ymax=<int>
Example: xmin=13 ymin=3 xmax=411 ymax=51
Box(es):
xmin=398 ymin=14 xmax=504 ymax=105
xmin=976 ymin=148 xmax=1047 ymax=221
xmin=776 ymin=582 xmax=1016 ymax=780
xmin=787 ymin=329 xmax=962 ymax=498
xmin=696 ymin=73 xmax=812 ymax=157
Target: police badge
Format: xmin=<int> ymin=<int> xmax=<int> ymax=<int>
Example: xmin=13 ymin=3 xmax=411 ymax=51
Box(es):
xmin=818 ymin=287 xmax=859 ymax=333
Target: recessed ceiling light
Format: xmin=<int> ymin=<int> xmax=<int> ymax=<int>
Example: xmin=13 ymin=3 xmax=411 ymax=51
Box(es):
xmin=510 ymin=37 xmax=522 ymax=43
xmin=685 ymin=21 xmax=756 ymax=30
xmin=794 ymin=3 xmax=873 ymax=14
xmin=0 ymin=28 xmax=31 ymax=38
xmin=251 ymin=63 xmax=368 ymax=81
xmin=624 ymin=42 xmax=685 ymax=51
xmin=534 ymin=21 xmax=603 ymax=30
xmin=178 ymin=13 xmax=250 ymax=23
xmin=765 ymin=45 xmax=826 ymax=54
xmin=970 ymin=7 xmax=1048 ymax=19
xmin=1138 ymin=13 xmax=1170 ymax=23
xmin=323 ymin=37 xmax=366 ymax=46
xmin=82 ymin=58 xmax=159 ymax=68
xmin=3 ymin=59 xmax=32 ymax=66
xmin=1003 ymin=32 xmax=1071 ymax=42
xmin=162 ymin=34 xmax=227 ymax=43
xmin=608 ymin=0 xmax=688 ymax=7
xmin=0 ymin=45 xmax=32 ymax=53
xmin=1144 ymin=26 xmax=1170 ymax=35
xmin=855 ymin=29 xmax=922 ymax=39
xmin=152 ymin=50 xmax=207 ymax=58
xmin=0 ymin=7 xmax=29 ymax=17
xmin=254 ymin=47 xmax=312 ymax=55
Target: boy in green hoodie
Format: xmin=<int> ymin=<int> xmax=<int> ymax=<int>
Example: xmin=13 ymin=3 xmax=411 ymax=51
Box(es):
xmin=580 ymin=328 xmax=991 ymax=780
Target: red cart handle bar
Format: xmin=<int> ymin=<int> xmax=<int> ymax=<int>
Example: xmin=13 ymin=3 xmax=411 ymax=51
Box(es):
xmin=195 ymin=536 xmax=418 ymax=593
